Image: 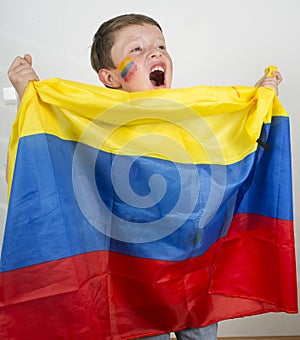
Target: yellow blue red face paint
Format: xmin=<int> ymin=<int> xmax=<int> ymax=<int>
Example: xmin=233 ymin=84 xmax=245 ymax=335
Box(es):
xmin=118 ymin=57 xmax=137 ymax=82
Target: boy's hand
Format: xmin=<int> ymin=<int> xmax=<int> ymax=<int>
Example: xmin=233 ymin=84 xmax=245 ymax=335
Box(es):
xmin=7 ymin=54 xmax=39 ymax=100
xmin=255 ymin=68 xmax=282 ymax=96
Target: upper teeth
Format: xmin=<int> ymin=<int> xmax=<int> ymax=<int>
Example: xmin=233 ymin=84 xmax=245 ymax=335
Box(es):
xmin=150 ymin=66 xmax=164 ymax=73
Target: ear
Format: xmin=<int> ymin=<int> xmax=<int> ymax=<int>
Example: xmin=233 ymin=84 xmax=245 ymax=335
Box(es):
xmin=98 ymin=69 xmax=121 ymax=89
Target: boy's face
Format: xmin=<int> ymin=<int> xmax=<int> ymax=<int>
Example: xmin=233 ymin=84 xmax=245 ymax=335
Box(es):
xmin=99 ymin=24 xmax=173 ymax=92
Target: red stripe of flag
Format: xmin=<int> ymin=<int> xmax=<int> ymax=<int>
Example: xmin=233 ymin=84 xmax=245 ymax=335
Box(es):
xmin=0 ymin=213 xmax=296 ymax=339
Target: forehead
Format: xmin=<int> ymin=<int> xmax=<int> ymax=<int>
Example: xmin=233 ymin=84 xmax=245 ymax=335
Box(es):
xmin=113 ymin=24 xmax=165 ymax=48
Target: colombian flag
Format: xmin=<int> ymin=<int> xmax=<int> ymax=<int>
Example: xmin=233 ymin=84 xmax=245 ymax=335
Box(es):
xmin=0 ymin=78 xmax=297 ymax=339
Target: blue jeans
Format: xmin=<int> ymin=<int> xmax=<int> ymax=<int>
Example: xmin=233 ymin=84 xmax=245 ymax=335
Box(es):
xmin=138 ymin=323 xmax=217 ymax=340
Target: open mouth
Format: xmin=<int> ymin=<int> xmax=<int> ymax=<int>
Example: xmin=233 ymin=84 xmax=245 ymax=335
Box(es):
xmin=149 ymin=65 xmax=165 ymax=87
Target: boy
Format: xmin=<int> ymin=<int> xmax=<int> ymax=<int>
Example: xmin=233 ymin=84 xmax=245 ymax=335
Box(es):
xmin=7 ymin=13 xmax=282 ymax=340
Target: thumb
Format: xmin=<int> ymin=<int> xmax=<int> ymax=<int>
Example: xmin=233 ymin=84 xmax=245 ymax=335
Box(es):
xmin=24 ymin=54 xmax=33 ymax=66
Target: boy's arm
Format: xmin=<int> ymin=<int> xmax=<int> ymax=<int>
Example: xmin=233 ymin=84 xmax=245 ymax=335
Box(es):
xmin=7 ymin=54 xmax=39 ymax=100
xmin=6 ymin=54 xmax=39 ymax=182
xmin=255 ymin=68 xmax=282 ymax=95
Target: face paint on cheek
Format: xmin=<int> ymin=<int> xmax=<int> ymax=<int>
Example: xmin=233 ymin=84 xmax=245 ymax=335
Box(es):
xmin=118 ymin=57 xmax=138 ymax=82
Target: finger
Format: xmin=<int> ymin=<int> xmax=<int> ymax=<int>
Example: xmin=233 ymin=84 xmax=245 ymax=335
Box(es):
xmin=262 ymin=76 xmax=280 ymax=84
xmin=12 ymin=68 xmax=39 ymax=82
xmin=24 ymin=54 xmax=32 ymax=66
xmin=257 ymin=75 xmax=278 ymax=85
xmin=259 ymin=80 xmax=279 ymax=95
xmin=8 ymin=62 xmax=32 ymax=80
xmin=265 ymin=68 xmax=282 ymax=84
xmin=9 ymin=55 xmax=31 ymax=68
xmin=259 ymin=79 xmax=278 ymax=88
xmin=10 ymin=62 xmax=33 ymax=74
xmin=8 ymin=66 xmax=39 ymax=89
xmin=8 ymin=56 xmax=39 ymax=80
xmin=273 ymin=71 xmax=283 ymax=84
xmin=8 ymin=56 xmax=31 ymax=79
xmin=13 ymin=67 xmax=39 ymax=80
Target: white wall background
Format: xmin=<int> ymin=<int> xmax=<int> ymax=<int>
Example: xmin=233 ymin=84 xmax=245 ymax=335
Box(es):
xmin=0 ymin=0 xmax=299 ymax=337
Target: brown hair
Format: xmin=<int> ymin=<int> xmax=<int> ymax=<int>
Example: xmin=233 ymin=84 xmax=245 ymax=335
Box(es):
xmin=90 ymin=14 xmax=162 ymax=72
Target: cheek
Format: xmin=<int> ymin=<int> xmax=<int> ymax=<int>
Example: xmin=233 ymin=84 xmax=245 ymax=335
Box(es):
xmin=168 ymin=57 xmax=173 ymax=73
xmin=118 ymin=57 xmax=139 ymax=83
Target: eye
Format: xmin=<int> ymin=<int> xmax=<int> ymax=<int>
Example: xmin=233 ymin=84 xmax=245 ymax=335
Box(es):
xmin=131 ymin=47 xmax=142 ymax=53
xmin=158 ymin=45 xmax=166 ymax=50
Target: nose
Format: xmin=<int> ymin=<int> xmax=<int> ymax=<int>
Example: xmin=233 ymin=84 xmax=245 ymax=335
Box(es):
xmin=148 ymin=48 xmax=162 ymax=59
